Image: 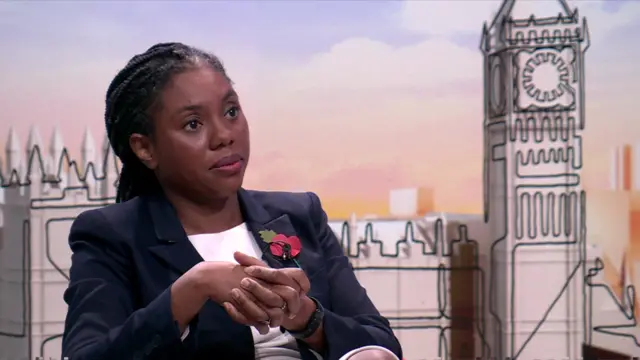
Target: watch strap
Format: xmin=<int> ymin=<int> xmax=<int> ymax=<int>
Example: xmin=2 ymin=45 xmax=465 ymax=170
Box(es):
xmin=286 ymin=297 xmax=324 ymax=339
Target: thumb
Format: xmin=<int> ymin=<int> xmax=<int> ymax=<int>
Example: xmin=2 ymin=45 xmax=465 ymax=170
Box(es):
xmin=234 ymin=251 xmax=267 ymax=267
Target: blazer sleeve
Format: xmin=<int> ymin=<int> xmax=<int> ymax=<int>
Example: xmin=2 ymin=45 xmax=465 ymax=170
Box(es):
xmin=306 ymin=192 xmax=403 ymax=360
xmin=62 ymin=210 xmax=183 ymax=360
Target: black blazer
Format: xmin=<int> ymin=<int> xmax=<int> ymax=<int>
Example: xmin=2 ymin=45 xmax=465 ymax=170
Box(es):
xmin=61 ymin=189 xmax=402 ymax=360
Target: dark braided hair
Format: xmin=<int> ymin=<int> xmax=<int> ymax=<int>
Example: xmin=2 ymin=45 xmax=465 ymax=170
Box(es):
xmin=105 ymin=42 xmax=231 ymax=203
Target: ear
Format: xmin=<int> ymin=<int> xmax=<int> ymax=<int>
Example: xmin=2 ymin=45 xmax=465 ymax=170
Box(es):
xmin=129 ymin=133 xmax=158 ymax=170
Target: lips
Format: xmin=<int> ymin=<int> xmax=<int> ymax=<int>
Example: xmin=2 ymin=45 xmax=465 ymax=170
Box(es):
xmin=211 ymin=153 xmax=243 ymax=169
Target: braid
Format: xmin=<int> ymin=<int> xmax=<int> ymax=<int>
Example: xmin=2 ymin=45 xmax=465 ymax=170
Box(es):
xmin=104 ymin=42 xmax=231 ymax=203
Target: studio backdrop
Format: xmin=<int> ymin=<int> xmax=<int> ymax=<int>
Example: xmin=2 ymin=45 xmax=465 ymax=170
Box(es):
xmin=0 ymin=1 xmax=638 ymax=359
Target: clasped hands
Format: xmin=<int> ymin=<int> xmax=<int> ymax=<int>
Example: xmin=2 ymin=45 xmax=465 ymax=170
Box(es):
xmin=203 ymin=252 xmax=312 ymax=335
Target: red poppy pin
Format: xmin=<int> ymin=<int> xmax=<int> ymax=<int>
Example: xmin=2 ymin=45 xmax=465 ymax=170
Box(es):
xmin=258 ymin=230 xmax=302 ymax=267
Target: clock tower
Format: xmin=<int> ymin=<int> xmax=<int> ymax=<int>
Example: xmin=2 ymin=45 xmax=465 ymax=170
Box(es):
xmin=481 ymin=1 xmax=589 ymax=359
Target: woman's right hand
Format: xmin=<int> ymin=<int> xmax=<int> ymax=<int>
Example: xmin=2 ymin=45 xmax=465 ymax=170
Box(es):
xmin=190 ymin=261 xmax=249 ymax=303
xmin=189 ymin=260 xmax=276 ymax=334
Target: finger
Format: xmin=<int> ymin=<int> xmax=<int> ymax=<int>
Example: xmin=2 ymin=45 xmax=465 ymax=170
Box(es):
xmin=256 ymin=323 xmax=270 ymax=335
xmin=264 ymin=307 xmax=285 ymax=328
xmin=233 ymin=292 xmax=283 ymax=332
xmin=283 ymin=268 xmax=311 ymax=295
xmin=239 ymin=290 xmax=284 ymax=328
xmin=234 ymin=252 xmax=268 ymax=267
xmin=245 ymin=266 xmax=298 ymax=290
xmin=270 ymin=285 xmax=301 ymax=318
xmin=238 ymin=281 xmax=291 ymax=325
xmin=224 ymin=301 xmax=270 ymax=335
xmin=223 ymin=302 xmax=252 ymax=324
xmin=224 ymin=302 xmax=269 ymax=334
xmin=230 ymin=288 xmax=270 ymax=325
xmin=240 ymin=277 xmax=284 ymax=308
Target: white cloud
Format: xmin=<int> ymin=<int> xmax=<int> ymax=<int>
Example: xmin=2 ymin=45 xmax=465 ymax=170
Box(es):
xmin=398 ymin=0 xmax=500 ymax=36
xmin=275 ymin=37 xmax=480 ymax=93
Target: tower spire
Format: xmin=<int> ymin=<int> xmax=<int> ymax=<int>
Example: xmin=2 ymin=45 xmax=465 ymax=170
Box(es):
xmin=26 ymin=126 xmax=44 ymax=179
xmin=488 ymin=0 xmax=572 ymax=29
xmin=5 ymin=127 xmax=22 ymax=178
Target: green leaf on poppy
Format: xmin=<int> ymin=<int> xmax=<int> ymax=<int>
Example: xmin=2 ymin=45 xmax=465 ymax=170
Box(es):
xmin=258 ymin=229 xmax=278 ymax=243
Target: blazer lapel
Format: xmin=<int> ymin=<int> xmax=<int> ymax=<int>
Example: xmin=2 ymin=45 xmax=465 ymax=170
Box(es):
xmin=146 ymin=189 xmax=303 ymax=274
xmin=238 ymin=189 xmax=301 ymax=269
xmin=146 ymin=194 xmax=204 ymax=276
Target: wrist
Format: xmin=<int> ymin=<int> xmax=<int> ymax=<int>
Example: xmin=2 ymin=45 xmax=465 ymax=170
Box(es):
xmin=188 ymin=262 xmax=214 ymax=303
xmin=171 ymin=265 xmax=210 ymax=331
xmin=284 ymin=295 xmax=316 ymax=331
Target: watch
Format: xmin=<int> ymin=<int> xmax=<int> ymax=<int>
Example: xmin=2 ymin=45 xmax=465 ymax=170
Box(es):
xmin=285 ymin=297 xmax=324 ymax=340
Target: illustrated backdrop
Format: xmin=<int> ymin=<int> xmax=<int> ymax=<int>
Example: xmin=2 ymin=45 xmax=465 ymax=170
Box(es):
xmin=0 ymin=1 xmax=639 ymax=360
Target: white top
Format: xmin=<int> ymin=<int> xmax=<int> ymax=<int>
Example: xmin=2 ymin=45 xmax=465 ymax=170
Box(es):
xmin=180 ymin=223 xmax=399 ymax=360
xmin=183 ymin=223 xmax=302 ymax=360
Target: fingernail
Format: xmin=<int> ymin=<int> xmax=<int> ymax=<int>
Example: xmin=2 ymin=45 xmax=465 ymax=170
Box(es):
xmin=240 ymin=278 xmax=251 ymax=289
xmin=289 ymin=313 xmax=296 ymax=319
xmin=231 ymin=289 xmax=241 ymax=299
xmin=245 ymin=267 xmax=257 ymax=275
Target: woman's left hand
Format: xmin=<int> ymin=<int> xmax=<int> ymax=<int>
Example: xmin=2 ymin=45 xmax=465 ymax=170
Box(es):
xmin=233 ymin=252 xmax=311 ymax=295
xmin=246 ymin=267 xmax=316 ymax=332
xmin=235 ymin=253 xmax=315 ymax=330
xmin=231 ymin=252 xmax=314 ymax=330
xmin=222 ymin=253 xmax=309 ymax=329
xmin=223 ymin=277 xmax=299 ymax=329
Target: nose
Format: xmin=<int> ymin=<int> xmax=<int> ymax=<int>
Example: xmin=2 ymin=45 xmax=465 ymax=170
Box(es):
xmin=208 ymin=119 xmax=234 ymax=150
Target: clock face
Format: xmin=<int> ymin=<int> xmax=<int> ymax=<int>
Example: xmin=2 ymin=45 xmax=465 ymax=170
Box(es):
xmin=515 ymin=47 xmax=576 ymax=111
xmin=522 ymin=52 xmax=570 ymax=102
xmin=489 ymin=55 xmax=506 ymax=116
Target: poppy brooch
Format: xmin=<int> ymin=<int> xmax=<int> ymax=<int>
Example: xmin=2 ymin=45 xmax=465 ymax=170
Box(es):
xmin=258 ymin=230 xmax=302 ymax=267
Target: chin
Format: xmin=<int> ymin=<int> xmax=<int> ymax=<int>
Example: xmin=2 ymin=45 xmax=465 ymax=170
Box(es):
xmin=214 ymin=177 xmax=245 ymax=197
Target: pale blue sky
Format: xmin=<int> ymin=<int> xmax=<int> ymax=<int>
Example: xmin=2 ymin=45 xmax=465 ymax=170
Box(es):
xmin=2 ymin=0 xmax=633 ymax=67
xmin=1 ymin=1 xmax=408 ymax=62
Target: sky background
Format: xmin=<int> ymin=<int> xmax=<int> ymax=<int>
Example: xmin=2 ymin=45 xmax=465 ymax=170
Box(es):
xmin=0 ymin=0 xmax=639 ymax=216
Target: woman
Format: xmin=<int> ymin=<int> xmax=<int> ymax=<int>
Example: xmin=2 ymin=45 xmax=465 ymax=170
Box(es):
xmin=61 ymin=42 xmax=402 ymax=360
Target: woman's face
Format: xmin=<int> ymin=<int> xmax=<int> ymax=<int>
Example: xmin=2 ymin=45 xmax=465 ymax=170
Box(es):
xmin=137 ymin=65 xmax=250 ymax=201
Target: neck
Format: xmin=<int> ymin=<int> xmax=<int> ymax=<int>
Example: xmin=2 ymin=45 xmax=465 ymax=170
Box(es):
xmin=164 ymin=190 xmax=244 ymax=235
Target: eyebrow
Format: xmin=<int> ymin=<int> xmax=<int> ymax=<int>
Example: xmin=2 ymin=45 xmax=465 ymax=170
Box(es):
xmin=175 ymin=89 xmax=239 ymax=114
xmin=222 ymin=89 xmax=238 ymax=102
xmin=177 ymin=104 xmax=204 ymax=113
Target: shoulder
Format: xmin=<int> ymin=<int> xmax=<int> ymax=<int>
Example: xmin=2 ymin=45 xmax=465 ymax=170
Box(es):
xmin=71 ymin=197 xmax=146 ymax=242
xmin=243 ymin=189 xmax=320 ymax=214
xmin=243 ymin=190 xmax=325 ymax=224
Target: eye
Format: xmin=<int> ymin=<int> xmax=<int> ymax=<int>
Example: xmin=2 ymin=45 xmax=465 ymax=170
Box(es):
xmin=183 ymin=119 xmax=202 ymax=132
xmin=224 ymin=106 xmax=241 ymax=120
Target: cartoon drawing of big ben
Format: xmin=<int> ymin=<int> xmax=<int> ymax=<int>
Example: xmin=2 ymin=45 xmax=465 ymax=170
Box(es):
xmin=481 ymin=1 xmax=589 ymax=359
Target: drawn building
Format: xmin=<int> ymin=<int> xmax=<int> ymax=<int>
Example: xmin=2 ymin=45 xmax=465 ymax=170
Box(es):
xmin=0 ymin=128 xmax=119 ymax=360
xmin=3 ymin=1 xmax=640 ymax=360
xmin=327 ymin=211 xmax=487 ymax=360
xmin=480 ymin=0 xmax=589 ymax=359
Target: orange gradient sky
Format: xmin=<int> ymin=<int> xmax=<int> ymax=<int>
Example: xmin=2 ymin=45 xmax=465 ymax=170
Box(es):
xmin=0 ymin=0 xmax=639 ymax=216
